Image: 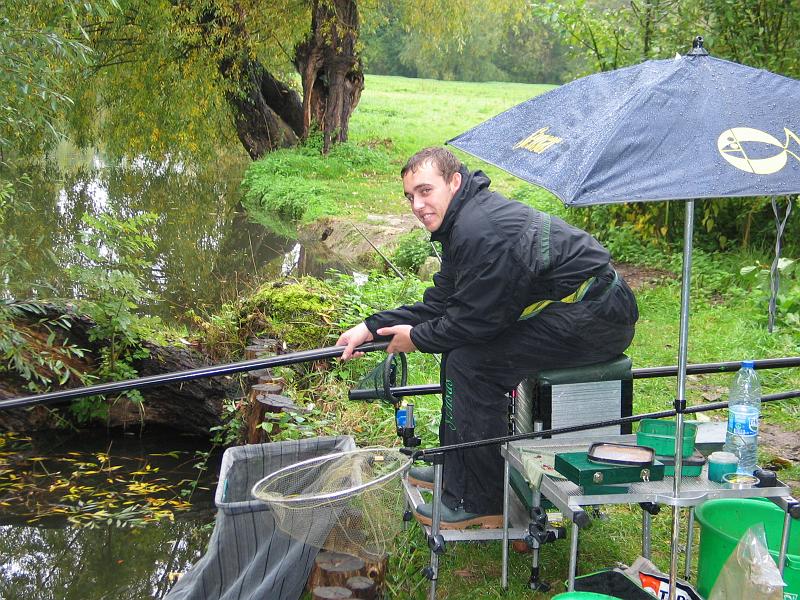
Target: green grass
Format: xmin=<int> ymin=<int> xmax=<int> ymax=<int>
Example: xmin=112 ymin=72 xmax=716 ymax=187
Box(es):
xmin=242 ymin=75 xmax=557 ymax=227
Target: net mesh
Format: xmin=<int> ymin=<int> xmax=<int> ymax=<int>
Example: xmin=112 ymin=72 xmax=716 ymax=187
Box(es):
xmin=251 ymin=447 xmax=411 ymax=559
xmin=351 ymin=354 xmax=405 ymax=404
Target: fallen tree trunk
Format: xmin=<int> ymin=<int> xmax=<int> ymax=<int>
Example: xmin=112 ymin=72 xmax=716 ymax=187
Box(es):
xmin=0 ymin=304 xmax=237 ymax=434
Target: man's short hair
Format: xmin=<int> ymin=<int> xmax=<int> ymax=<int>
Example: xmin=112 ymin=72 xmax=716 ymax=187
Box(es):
xmin=401 ymin=147 xmax=463 ymax=182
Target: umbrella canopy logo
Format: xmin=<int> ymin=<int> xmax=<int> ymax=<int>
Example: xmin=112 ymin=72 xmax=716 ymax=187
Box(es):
xmin=717 ymin=127 xmax=800 ymax=175
xmin=513 ymin=127 xmax=563 ymax=154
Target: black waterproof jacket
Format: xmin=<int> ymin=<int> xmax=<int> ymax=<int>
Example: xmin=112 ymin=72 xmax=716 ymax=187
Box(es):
xmin=364 ymin=168 xmax=623 ymax=354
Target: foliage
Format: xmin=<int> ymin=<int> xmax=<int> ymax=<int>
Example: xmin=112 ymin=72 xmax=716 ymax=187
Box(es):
xmin=390 ymin=228 xmax=433 ymax=273
xmin=327 ymin=270 xmax=428 ymax=331
xmin=0 ymin=1 xmax=120 ymax=155
xmin=740 ymin=257 xmax=800 ymax=331
xmin=533 ymin=0 xmax=692 ymax=74
xmin=363 ymin=0 xmax=575 ymax=83
xmin=694 ymin=0 xmax=800 ymax=78
xmin=569 ymin=196 xmax=796 ymax=258
xmin=0 ymin=301 xmax=89 ymax=391
xmin=67 ymin=211 xmax=162 ymax=420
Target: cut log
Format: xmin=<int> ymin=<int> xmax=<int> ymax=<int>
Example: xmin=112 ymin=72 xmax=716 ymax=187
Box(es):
xmin=307 ymin=552 xmax=365 ymax=591
xmin=308 ymin=550 xmax=387 ymax=599
xmin=346 ymin=575 xmax=376 ymax=600
xmin=312 ymin=586 xmax=353 ymax=599
xmin=361 ymin=552 xmax=388 ymax=595
xmin=244 ymin=382 xmax=285 ymax=444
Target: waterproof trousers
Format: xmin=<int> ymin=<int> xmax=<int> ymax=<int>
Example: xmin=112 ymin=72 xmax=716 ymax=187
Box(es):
xmin=438 ymin=275 xmax=638 ymax=515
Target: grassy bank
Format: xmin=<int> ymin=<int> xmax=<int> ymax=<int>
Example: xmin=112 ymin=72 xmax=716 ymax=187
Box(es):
xmin=204 ymin=266 xmax=800 ymax=599
xmin=242 ymin=76 xmax=561 ymax=228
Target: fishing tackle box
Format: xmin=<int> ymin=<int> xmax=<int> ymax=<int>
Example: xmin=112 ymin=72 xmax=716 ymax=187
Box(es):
xmin=554 ymin=451 xmax=665 ymax=493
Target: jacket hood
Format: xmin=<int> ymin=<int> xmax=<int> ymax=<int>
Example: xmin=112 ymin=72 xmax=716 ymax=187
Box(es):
xmin=431 ymin=167 xmax=491 ymax=242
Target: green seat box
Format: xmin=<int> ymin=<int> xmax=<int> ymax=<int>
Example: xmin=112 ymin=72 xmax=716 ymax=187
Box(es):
xmin=554 ymin=451 xmax=665 ymax=488
xmin=513 ymin=355 xmax=633 ymax=439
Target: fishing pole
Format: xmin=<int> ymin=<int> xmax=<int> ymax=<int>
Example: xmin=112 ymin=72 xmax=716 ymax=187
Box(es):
xmin=411 ymin=388 xmax=800 ymax=458
xmin=349 ymin=356 xmax=800 ymax=401
xmin=0 ymin=342 xmax=389 ymax=411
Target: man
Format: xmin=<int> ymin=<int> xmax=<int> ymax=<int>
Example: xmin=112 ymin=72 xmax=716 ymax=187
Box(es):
xmin=337 ymin=147 xmax=638 ymax=528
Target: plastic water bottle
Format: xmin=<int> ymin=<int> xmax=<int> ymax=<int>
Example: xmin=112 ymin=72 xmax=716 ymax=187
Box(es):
xmin=722 ymin=361 xmax=761 ymax=474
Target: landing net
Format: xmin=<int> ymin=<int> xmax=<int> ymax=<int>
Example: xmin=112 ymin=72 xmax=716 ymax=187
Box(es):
xmin=251 ymin=447 xmax=411 ymax=559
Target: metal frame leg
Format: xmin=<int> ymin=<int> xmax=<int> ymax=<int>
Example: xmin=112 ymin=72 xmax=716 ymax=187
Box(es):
xmin=502 ymin=446 xmax=510 ymax=589
xmin=428 ymin=462 xmax=444 ymax=600
xmin=778 ymin=507 xmax=792 ymax=572
xmin=685 ymin=507 xmax=695 ymax=580
xmin=567 ymin=520 xmax=580 ymax=591
xmin=642 ymin=509 xmax=652 ymax=560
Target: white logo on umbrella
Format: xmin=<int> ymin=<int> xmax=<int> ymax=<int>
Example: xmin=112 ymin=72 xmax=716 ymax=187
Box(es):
xmin=717 ymin=127 xmax=800 ymax=175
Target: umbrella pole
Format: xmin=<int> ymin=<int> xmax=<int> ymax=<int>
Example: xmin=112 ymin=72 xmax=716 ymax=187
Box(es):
xmin=668 ymin=199 xmax=694 ymax=600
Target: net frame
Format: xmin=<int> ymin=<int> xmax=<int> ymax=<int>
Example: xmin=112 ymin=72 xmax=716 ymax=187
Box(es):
xmin=251 ymin=447 xmax=411 ymax=557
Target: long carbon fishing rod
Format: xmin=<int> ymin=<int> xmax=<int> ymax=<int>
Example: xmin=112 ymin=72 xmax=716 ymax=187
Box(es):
xmin=0 ymin=342 xmax=389 ymax=411
xmin=413 ymin=388 xmax=800 ymax=458
xmin=349 ymin=356 xmax=800 ymax=401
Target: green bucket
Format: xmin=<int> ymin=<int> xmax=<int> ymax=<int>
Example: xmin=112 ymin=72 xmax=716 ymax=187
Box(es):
xmin=695 ymin=498 xmax=800 ymax=599
xmin=553 ymin=593 xmax=623 ymax=599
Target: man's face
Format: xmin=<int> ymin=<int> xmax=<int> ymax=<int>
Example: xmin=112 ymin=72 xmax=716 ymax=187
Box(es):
xmin=402 ymin=161 xmax=462 ymax=232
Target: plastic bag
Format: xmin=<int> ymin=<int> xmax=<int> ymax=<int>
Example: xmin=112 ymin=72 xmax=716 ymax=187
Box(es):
xmin=709 ymin=522 xmax=785 ymax=600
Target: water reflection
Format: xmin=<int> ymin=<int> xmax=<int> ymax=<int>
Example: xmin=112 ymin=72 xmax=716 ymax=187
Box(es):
xmin=0 ymin=428 xmax=220 ymax=599
xmin=1 ymin=146 xmax=350 ymax=322
xmin=0 ymin=520 xmax=210 ymax=599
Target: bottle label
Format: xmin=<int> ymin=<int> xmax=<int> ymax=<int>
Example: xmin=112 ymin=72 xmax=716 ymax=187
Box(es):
xmin=727 ymin=406 xmax=759 ymax=437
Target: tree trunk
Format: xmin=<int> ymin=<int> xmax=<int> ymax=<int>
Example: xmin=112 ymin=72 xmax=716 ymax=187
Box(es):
xmin=198 ymin=0 xmax=362 ymax=158
xmin=0 ymin=305 xmax=237 ymax=434
xmin=220 ymin=59 xmax=304 ymax=160
xmin=295 ymin=0 xmax=364 ymax=153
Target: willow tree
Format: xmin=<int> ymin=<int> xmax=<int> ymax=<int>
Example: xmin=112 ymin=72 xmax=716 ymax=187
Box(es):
xmin=64 ymin=0 xmax=364 ymax=158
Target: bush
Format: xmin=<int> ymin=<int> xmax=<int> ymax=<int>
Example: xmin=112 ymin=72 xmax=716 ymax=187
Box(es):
xmin=390 ymin=229 xmax=432 ymax=273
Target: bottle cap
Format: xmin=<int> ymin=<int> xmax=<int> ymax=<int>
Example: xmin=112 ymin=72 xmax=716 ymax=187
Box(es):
xmin=754 ymin=468 xmax=778 ymax=488
xmin=741 ymin=360 xmax=755 ymax=369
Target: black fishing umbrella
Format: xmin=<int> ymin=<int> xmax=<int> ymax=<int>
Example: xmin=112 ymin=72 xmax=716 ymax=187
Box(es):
xmin=449 ymin=37 xmax=800 ymax=599
xmin=450 ymin=38 xmax=800 ymax=204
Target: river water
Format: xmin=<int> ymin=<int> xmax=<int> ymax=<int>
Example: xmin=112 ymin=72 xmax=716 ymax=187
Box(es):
xmin=1 ymin=144 xmax=348 ymax=321
xmin=0 ymin=147 xmax=352 ymax=598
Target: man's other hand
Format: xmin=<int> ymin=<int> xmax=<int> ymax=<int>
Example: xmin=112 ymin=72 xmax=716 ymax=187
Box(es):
xmin=377 ymin=325 xmax=417 ymax=354
xmin=336 ymin=322 xmax=374 ymax=361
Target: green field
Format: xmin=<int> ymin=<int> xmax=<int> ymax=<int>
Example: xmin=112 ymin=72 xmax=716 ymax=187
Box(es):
xmin=242 ymin=76 xmax=564 ymax=227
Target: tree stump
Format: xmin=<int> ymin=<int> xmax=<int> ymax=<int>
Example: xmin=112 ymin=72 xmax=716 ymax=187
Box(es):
xmin=346 ymin=575 xmax=376 ymax=600
xmin=311 ymin=586 xmax=353 ymax=599
xmin=244 ymin=382 xmax=283 ymax=444
xmin=361 ymin=552 xmax=388 ymax=594
xmin=308 ymin=551 xmax=387 ymax=599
